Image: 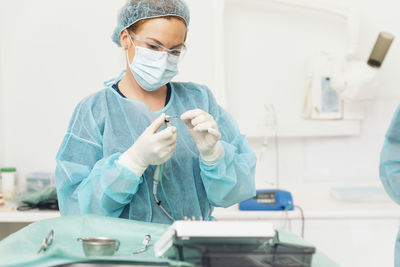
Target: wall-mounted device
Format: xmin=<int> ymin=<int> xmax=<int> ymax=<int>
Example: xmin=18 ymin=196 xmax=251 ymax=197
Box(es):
xmin=339 ymin=31 xmax=395 ymax=104
xmin=239 ymin=189 xmax=294 ymax=211
xmin=304 ymin=31 xmax=395 ymax=120
xmin=303 ymin=51 xmax=344 ymax=120
xmin=367 ymin=32 xmax=395 ymax=68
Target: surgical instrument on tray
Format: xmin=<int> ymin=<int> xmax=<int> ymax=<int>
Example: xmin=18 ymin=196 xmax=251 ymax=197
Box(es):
xmin=37 ymin=229 xmax=54 ymax=253
xmin=133 ymin=234 xmax=152 ymax=254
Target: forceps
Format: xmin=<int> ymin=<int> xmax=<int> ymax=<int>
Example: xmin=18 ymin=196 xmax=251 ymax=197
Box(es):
xmin=132 ymin=234 xmax=151 ymax=254
xmin=37 ymin=229 xmax=54 ymax=253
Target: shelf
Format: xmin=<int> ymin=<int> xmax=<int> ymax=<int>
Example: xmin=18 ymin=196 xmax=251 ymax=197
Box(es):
xmin=238 ymin=120 xmax=361 ymax=138
xmin=0 ymin=210 xmax=60 ymax=223
xmin=213 ymin=188 xmax=400 ymax=220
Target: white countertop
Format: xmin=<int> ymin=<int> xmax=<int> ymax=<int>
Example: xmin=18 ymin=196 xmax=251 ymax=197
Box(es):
xmin=0 ymin=182 xmax=399 ymax=223
xmin=213 ymin=200 xmax=400 ymax=220
xmin=214 ymin=182 xmax=400 ymax=220
xmin=0 ymin=209 xmax=60 ymax=222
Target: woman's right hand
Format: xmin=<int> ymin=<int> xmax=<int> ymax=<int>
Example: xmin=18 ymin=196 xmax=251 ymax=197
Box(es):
xmin=118 ymin=113 xmax=177 ymax=177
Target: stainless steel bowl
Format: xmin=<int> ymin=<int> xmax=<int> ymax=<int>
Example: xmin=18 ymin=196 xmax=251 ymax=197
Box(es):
xmin=77 ymin=237 xmax=120 ymax=257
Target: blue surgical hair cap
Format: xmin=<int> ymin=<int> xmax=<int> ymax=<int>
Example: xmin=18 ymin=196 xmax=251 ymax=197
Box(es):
xmin=112 ymin=0 xmax=190 ymax=46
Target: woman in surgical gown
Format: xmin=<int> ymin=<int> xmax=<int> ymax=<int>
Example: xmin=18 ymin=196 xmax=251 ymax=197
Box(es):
xmin=55 ymin=0 xmax=256 ymax=224
xmin=380 ymin=106 xmax=400 ymax=266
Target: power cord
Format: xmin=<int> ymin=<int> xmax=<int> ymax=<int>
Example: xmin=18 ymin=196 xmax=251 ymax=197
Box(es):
xmin=260 ymin=104 xmax=280 ymax=188
xmin=294 ymin=205 xmax=305 ymax=238
xmin=153 ymin=164 xmax=175 ymax=221
xmin=262 ymin=105 xmax=304 ymax=239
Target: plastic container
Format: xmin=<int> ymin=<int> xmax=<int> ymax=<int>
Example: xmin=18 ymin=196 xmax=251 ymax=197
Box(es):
xmin=0 ymin=193 xmax=4 ymax=206
xmin=163 ymin=229 xmax=316 ymax=267
xmin=207 ymin=245 xmax=313 ymax=267
xmin=1 ymin=167 xmax=17 ymax=201
xmin=174 ymin=241 xmax=315 ymax=267
xmin=25 ymin=172 xmax=54 ymax=192
xmin=330 ymin=186 xmax=391 ymax=202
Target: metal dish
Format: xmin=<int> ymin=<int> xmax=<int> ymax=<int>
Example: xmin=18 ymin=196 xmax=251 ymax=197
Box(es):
xmin=77 ymin=237 xmax=120 ymax=257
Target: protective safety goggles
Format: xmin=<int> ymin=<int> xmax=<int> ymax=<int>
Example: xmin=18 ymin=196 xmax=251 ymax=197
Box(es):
xmin=129 ymin=32 xmax=187 ymax=61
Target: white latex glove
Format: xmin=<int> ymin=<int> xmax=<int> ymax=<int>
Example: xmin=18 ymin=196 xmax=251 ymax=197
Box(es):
xmin=181 ymin=109 xmax=224 ymax=165
xmin=118 ymin=113 xmax=177 ymax=177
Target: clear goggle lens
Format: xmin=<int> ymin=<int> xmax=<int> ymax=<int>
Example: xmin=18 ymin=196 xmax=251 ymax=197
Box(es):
xmin=130 ymin=32 xmax=187 ymax=62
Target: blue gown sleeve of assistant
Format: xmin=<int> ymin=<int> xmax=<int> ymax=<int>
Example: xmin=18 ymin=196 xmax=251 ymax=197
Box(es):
xmin=55 ymin=101 xmax=142 ymax=217
xmin=380 ymin=105 xmax=400 ymax=206
xmin=199 ymin=86 xmax=257 ymax=207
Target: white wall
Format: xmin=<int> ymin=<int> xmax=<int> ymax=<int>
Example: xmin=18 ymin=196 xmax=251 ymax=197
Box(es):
xmin=0 ymin=0 xmax=5 ymax=168
xmin=0 ymin=0 xmax=123 ymax=178
xmin=299 ymin=0 xmax=400 ymax=182
xmin=0 ymin=0 xmax=217 ymax=179
xmin=222 ymin=0 xmax=400 ymax=186
xmin=0 ymin=0 xmax=399 ymax=266
xmin=0 ymin=0 xmax=398 ymax=185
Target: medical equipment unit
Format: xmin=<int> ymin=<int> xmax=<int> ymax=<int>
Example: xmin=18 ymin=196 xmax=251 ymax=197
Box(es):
xmin=239 ymin=189 xmax=294 ymax=211
xmin=303 ymin=51 xmax=344 ymax=120
xmin=303 ymin=31 xmax=395 ymax=120
xmin=154 ymin=220 xmax=315 ymax=267
xmin=367 ymin=32 xmax=395 ymax=68
xmin=339 ymin=31 xmax=395 ymax=103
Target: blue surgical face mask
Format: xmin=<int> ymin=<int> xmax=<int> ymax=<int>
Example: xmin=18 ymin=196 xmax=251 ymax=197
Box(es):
xmin=127 ymin=42 xmax=179 ymax=91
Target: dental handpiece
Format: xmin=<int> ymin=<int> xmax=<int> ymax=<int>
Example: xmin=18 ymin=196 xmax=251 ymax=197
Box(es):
xmin=165 ymin=115 xmax=180 ymax=122
xmin=153 ymin=116 xmax=176 ymax=183
xmin=152 ymin=115 xmax=179 ymax=221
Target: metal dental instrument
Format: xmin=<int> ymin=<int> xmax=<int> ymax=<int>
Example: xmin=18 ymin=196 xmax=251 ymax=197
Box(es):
xmin=132 ymin=234 xmax=151 ymax=254
xmin=165 ymin=115 xmax=180 ymax=120
xmin=37 ymin=229 xmax=54 ymax=253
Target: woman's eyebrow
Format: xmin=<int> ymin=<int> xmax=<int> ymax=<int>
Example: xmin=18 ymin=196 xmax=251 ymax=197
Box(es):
xmin=171 ymin=43 xmax=185 ymax=49
xmin=147 ymin=37 xmax=164 ymax=46
xmin=147 ymin=37 xmax=184 ymax=49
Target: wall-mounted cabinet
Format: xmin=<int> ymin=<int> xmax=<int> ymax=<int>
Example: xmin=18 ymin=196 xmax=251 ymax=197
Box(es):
xmin=239 ymin=120 xmax=360 ymax=138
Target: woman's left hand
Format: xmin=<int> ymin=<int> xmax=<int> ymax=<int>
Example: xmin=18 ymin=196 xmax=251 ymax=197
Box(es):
xmin=181 ymin=109 xmax=224 ymax=164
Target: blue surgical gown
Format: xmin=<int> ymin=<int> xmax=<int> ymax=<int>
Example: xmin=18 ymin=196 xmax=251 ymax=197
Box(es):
xmin=55 ymin=72 xmax=257 ymax=224
xmin=380 ymin=105 xmax=400 ymax=266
